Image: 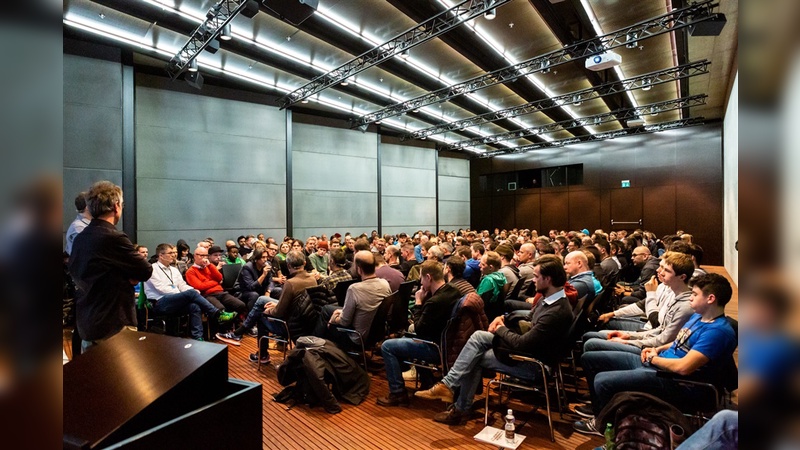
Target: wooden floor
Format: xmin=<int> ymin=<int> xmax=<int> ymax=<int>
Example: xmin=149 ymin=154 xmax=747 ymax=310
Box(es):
xmin=64 ymin=266 xmax=737 ymax=449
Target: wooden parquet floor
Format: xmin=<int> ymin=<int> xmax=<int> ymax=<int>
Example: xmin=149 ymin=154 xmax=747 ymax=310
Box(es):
xmin=64 ymin=266 xmax=737 ymax=449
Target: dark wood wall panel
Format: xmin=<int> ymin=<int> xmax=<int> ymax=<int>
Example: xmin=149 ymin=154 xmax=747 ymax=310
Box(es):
xmin=676 ymin=183 xmax=723 ymax=267
xmin=468 ymin=124 xmax=724 ymax=264
xmin=515 ymin=193 xmax=540 ymax=232
xmin=540 ymin=192 xmax=569 ymax=234
xmin=643 ymin=185 xmax=677 ymax=239
xmin=569 ymin=190 xmax=601 ymax=232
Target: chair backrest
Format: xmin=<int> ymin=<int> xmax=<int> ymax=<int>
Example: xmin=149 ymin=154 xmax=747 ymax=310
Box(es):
xmin=333 ymin=278 xmax=358 ymax=306
xmin=387 ymin=288 xmax=409 ymax=335
xmin=398 ymin=280 xmax=418 ymax=303
xmin=505 ymin=276 xmax=524 ymax=301
xmin=364 ymin=292 xmax=397 ymax=347
xmin=221 ymin=263 xmax=242 ymax=290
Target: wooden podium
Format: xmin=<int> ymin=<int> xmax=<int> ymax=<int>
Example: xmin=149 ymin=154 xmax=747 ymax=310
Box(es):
xmin=64 ymin=329 xmax=261 ymax=449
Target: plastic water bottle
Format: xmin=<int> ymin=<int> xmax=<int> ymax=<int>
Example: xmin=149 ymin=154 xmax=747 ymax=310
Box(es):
xmin=504 ymin=409 xmax=515 ymax=444
xmin=604 ymin=422 xmax=616 ymax=450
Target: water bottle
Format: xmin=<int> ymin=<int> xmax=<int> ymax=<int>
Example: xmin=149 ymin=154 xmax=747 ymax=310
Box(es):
xmin=504 ymin=409 xmax=515 ymax=444
xmin=604 ymin=422 xmax=616 ymax=450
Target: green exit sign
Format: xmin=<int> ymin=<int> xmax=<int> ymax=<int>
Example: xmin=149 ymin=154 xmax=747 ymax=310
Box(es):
xmin=621 ymin=180 xmax=631 ymax=188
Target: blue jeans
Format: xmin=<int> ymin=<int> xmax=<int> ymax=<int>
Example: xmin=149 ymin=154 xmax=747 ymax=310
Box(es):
xmin=255 ymin=298 xmax=283 ymax=351
xmin=581 ymin=350 xmax=698 ymax=415
xmin=441 ymin=331 xmax=542 ymax=412
xmin=605 ymin=317 xmax=646 ymax=331
xmin=583 ymin=331 xmax=642 ymax=355
xmin=381 ymin=337 xmax=442 ymax=394
xmin=153 ymin=290 xmax=219 ymax=340
xmin=677 ymin=409 xmax=738 ymax=450
xmin=242 ymin=296 xmax=272 ymax=329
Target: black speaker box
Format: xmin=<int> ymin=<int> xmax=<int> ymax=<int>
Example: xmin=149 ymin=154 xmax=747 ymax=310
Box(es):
xmin=688 ymin=13 xmax=727 ymax=36
xmin=241 ymin=0 xmax=260 ymax=18
xmin=185 ymin=71 xmax=204 ymax=90
xmin=262 ymin=0 xmax=319 ymax=26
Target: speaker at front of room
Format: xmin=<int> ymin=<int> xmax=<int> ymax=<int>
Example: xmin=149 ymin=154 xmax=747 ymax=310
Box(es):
xmin=262 ymin=0 xmax=319 ymax=26
xmin=185 ymin=71 xmax=204 ymax=90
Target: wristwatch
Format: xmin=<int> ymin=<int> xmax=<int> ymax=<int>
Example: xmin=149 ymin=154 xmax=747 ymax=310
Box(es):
xmin=646 ymin=354 xmax=656 ymax=365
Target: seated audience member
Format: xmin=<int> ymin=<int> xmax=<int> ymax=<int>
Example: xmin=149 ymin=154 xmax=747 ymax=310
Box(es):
xmin=314 ymin=251 xmax=392 ymax=349
xmin=515 ymin=243 xmax=536 ymax=295
xmin=476 ymin=251 xmax=507 ymax=321
xmin=377 ymin=261 xmax=464 ymax=406
xmin=595 ymin=238 xmax=620 ymax=286
xmin=676 ymin=409 xmax=738 ymax=450
xmin=407 ymin=244 xmax=443 ymax=281
xmin=563 ymin=251 xmax=597 ymax=304
xmin=303 ymin=236 xmax=317 ymax=259
xmin=616 ymin=246 xmax=660 ymax=304
xmin=206 ymin=245 xmax=226 ymax=270
xmin=255 ymin=250 xmax=319 ymax=363
xmin=225 ymin=245 xmax=246 ymax=265
xmin=175 ymin=239 xmax=192 ymax=275
xmin=186 ymin=246 xmax=246 ymax=319
xmin=669 ymin=240 xmax=707 ymax=278
xmin=580 ymin=252 xmax=694 ymax=359
xmin=135 ymin=244 xmax=149 ymax=260
xmin=573 ymin=273 xmax=737 ymax=435
xmin=414 ymin=234 xmax=429 ymax=263
xmin=444 ymin=256 xmax=476 ymax=297
xmin=399 ymin=243 xmax=418 ymax=277
xmin=237 ymin=248 xmax=272 ymax=310
xmin=384 ymin=245 xmax=403 ymax=271
xmin=144 ymin=244 xmax=235 ymax=340
xmin=276 ymin=240 xmax=290 ymax=261
xmin=309 ymin=240 xmax=330 ymax=276
xmin=343 ymin=236 xmax=356 ymax=262
xmin=318 ymin=248 xmax=352 ymax=294
xmin=463 ymin=243 xmax=484 ymax=287
xmin=415 ymin=254 xmax=573 ymax=424
xmin=375 ymin=253 xmax=404 ymax=292
xmin=609 ymin=240 xmax=627 ymax=272
xmin=495 ymin=244 xmax=520 ymax=298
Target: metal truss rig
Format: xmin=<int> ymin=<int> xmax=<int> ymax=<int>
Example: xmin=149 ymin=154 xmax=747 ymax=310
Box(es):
xmin=165 ymin=0 xmax=252 ymax=79
xmin=475 ymin=117 xmax=707 ymax=158
xmin=278 ymin=0 xmax=513 ymax=109
xmin=447 ymin=94 xmax=707 ymax=151
xmin=406 ymin=60 xmax=710 ymax=141
xmin=351 ymin=0 xmax=719 ymax=129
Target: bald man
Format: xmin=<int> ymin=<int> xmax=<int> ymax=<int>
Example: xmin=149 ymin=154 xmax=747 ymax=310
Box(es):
xmin=563 ymin=251 xmax=598 ymax=303
xmin=314 ymin=250 xmax=392 ymax=348
xmin=616 ymin=246 xmax=660 ymax=304
xmin=185 ymin=246 xmax=247 ymax=319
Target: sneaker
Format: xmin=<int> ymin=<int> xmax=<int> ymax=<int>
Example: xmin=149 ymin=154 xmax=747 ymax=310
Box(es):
xmin=247 ymin=326 xmax=258 ymax=337
xmin=249 ymin=352 xmax=270 ymax=364
xmin=376 ymin=390 xmax=410 ymax=407
xmin=572 ymin=403 xmax=594 ymax=418
xmin=433 ymin=406 xmax=466 ymax=425
xmin=414 ymin=382 xmax=454 ymax=403
xmin=218 ymin=311 xmax=236 ymax=323
xmin=402 ymin=366 xmax=417 ymax=381
xmin=573 ymin=418 xmax=602 ymax=436
xmin=216 ymin=331 xmax=242 ymax=346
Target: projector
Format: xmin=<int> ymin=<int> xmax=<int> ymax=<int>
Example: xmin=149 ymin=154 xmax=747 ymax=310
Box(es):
xmin=585 ymin=51 xmax=622 ymax=71
xmin=627 ymin=116 xmax=645 ymax=127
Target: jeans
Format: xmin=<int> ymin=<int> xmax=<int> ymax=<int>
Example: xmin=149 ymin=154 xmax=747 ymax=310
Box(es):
xmin=153 ymin=290 xmax=219 ymax=340
xmin=242 ymin=296 xmax=272 ymax=329
xmin=441 ymin=331 xmax=542 ymax=412
xmin=605 ymin=317 xmax=646 ymax=332
xmin=582 ymin=331 xmax=643 ymax=355
xmin=255 ymin=298 xmax=282 ymax=352
xmin=313 ymin=304 xmax=353 ymax=348
xmin=677 ymin=409 xmax=738 ymax=450
xmin=381 ymin=337 xmax=442 ymax=394
xmin=205 ymin=292 xmax=247 ymax=316
xmin=581 ymin=350 xmax=699 ymax=415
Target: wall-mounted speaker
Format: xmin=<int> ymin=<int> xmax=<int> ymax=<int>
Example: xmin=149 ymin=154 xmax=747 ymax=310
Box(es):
xmin=185 ymin=71 xmax=204 ymax=90
xmin=262 ymin=0 xmax=319 ymax=26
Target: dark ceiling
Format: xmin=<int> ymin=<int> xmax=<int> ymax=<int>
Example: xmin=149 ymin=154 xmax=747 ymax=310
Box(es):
xmin=63 ymin=0 xmax=737 ymax=157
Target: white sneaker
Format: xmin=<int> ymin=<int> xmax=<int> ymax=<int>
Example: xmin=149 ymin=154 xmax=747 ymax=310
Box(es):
xmin=402 ymin=366 xmax=417 ymax=381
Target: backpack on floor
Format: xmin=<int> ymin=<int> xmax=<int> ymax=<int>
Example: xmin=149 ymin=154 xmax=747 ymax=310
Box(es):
xmin=596 ymin=392 xmax=693 ymax=450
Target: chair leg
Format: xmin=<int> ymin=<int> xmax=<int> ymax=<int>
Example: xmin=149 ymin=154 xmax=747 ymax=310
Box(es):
xmin=541 ymin=370 xmax=555 ymax=442
xmin=484 ymin=379 xmax=498 ymax=425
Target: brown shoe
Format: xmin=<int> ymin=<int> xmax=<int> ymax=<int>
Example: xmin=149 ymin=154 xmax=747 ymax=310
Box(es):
xmin=377 ymin=390 xmax=410 ymax=407
xmin=414 ymin=382 xmax=454 ymax=403
xmin=433 ymin=407 xmax=466 ymax=425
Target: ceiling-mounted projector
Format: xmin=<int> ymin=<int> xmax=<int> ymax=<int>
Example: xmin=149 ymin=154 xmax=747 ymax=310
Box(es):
xmin=627 ymin=116 xmax=645 ymax=127
xmin=585 ymin=51 xmax=622 ymax=71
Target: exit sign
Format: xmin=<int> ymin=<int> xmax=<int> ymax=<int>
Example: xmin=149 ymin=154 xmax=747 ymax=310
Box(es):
xmin=621 ymin=180 xmax=631 ymax=188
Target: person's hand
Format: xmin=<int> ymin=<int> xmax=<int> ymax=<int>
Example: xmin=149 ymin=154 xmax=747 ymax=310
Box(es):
xmin=488 ymin=315 xmax=505 ymax=333
xmin=525 ymin=297 xmax=535 ymax=304
xmin=598 ymin=312 xmax=614 ymax=323
xmin=644 ymin=275 xmax=658 ymax=292
xmin=609 ymin=337 xmax=628 ymax=343
xmin=607 ymin=330 xmax=629 ymax=340
xmin=415 ymin=287 xmax=427 ymax=304
xmin=614 ymin=285 xmax=626 ymax=296
xmin=329 ymin=309 xmax=342 ymax=324
xmin=641 ymin=347 xmax=658 ymax=364
xmin=263 ymin=302 xmax=275 ymax=314
xmin=275 ymin=273 xmax=286 ymax=285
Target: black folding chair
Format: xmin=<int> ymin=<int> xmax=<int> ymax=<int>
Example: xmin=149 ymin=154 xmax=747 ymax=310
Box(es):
xmin=333 ymin=278 xmax=358 ymax=306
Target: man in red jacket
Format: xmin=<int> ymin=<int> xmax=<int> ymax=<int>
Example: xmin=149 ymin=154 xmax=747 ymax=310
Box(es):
xmin=186 ymin=246 xmax=247 ymax=319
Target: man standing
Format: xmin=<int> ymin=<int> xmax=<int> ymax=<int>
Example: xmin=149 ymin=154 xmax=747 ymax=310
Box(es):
xmin=69 ymin=181 xmax=153 ymax=352
xmin=65 ymin=191 xmax=91 ymax=255
xmin=415 ymin=255 xmax=573 ymax=424
xmin=144 ymin=243 xmax=235 ymax=340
